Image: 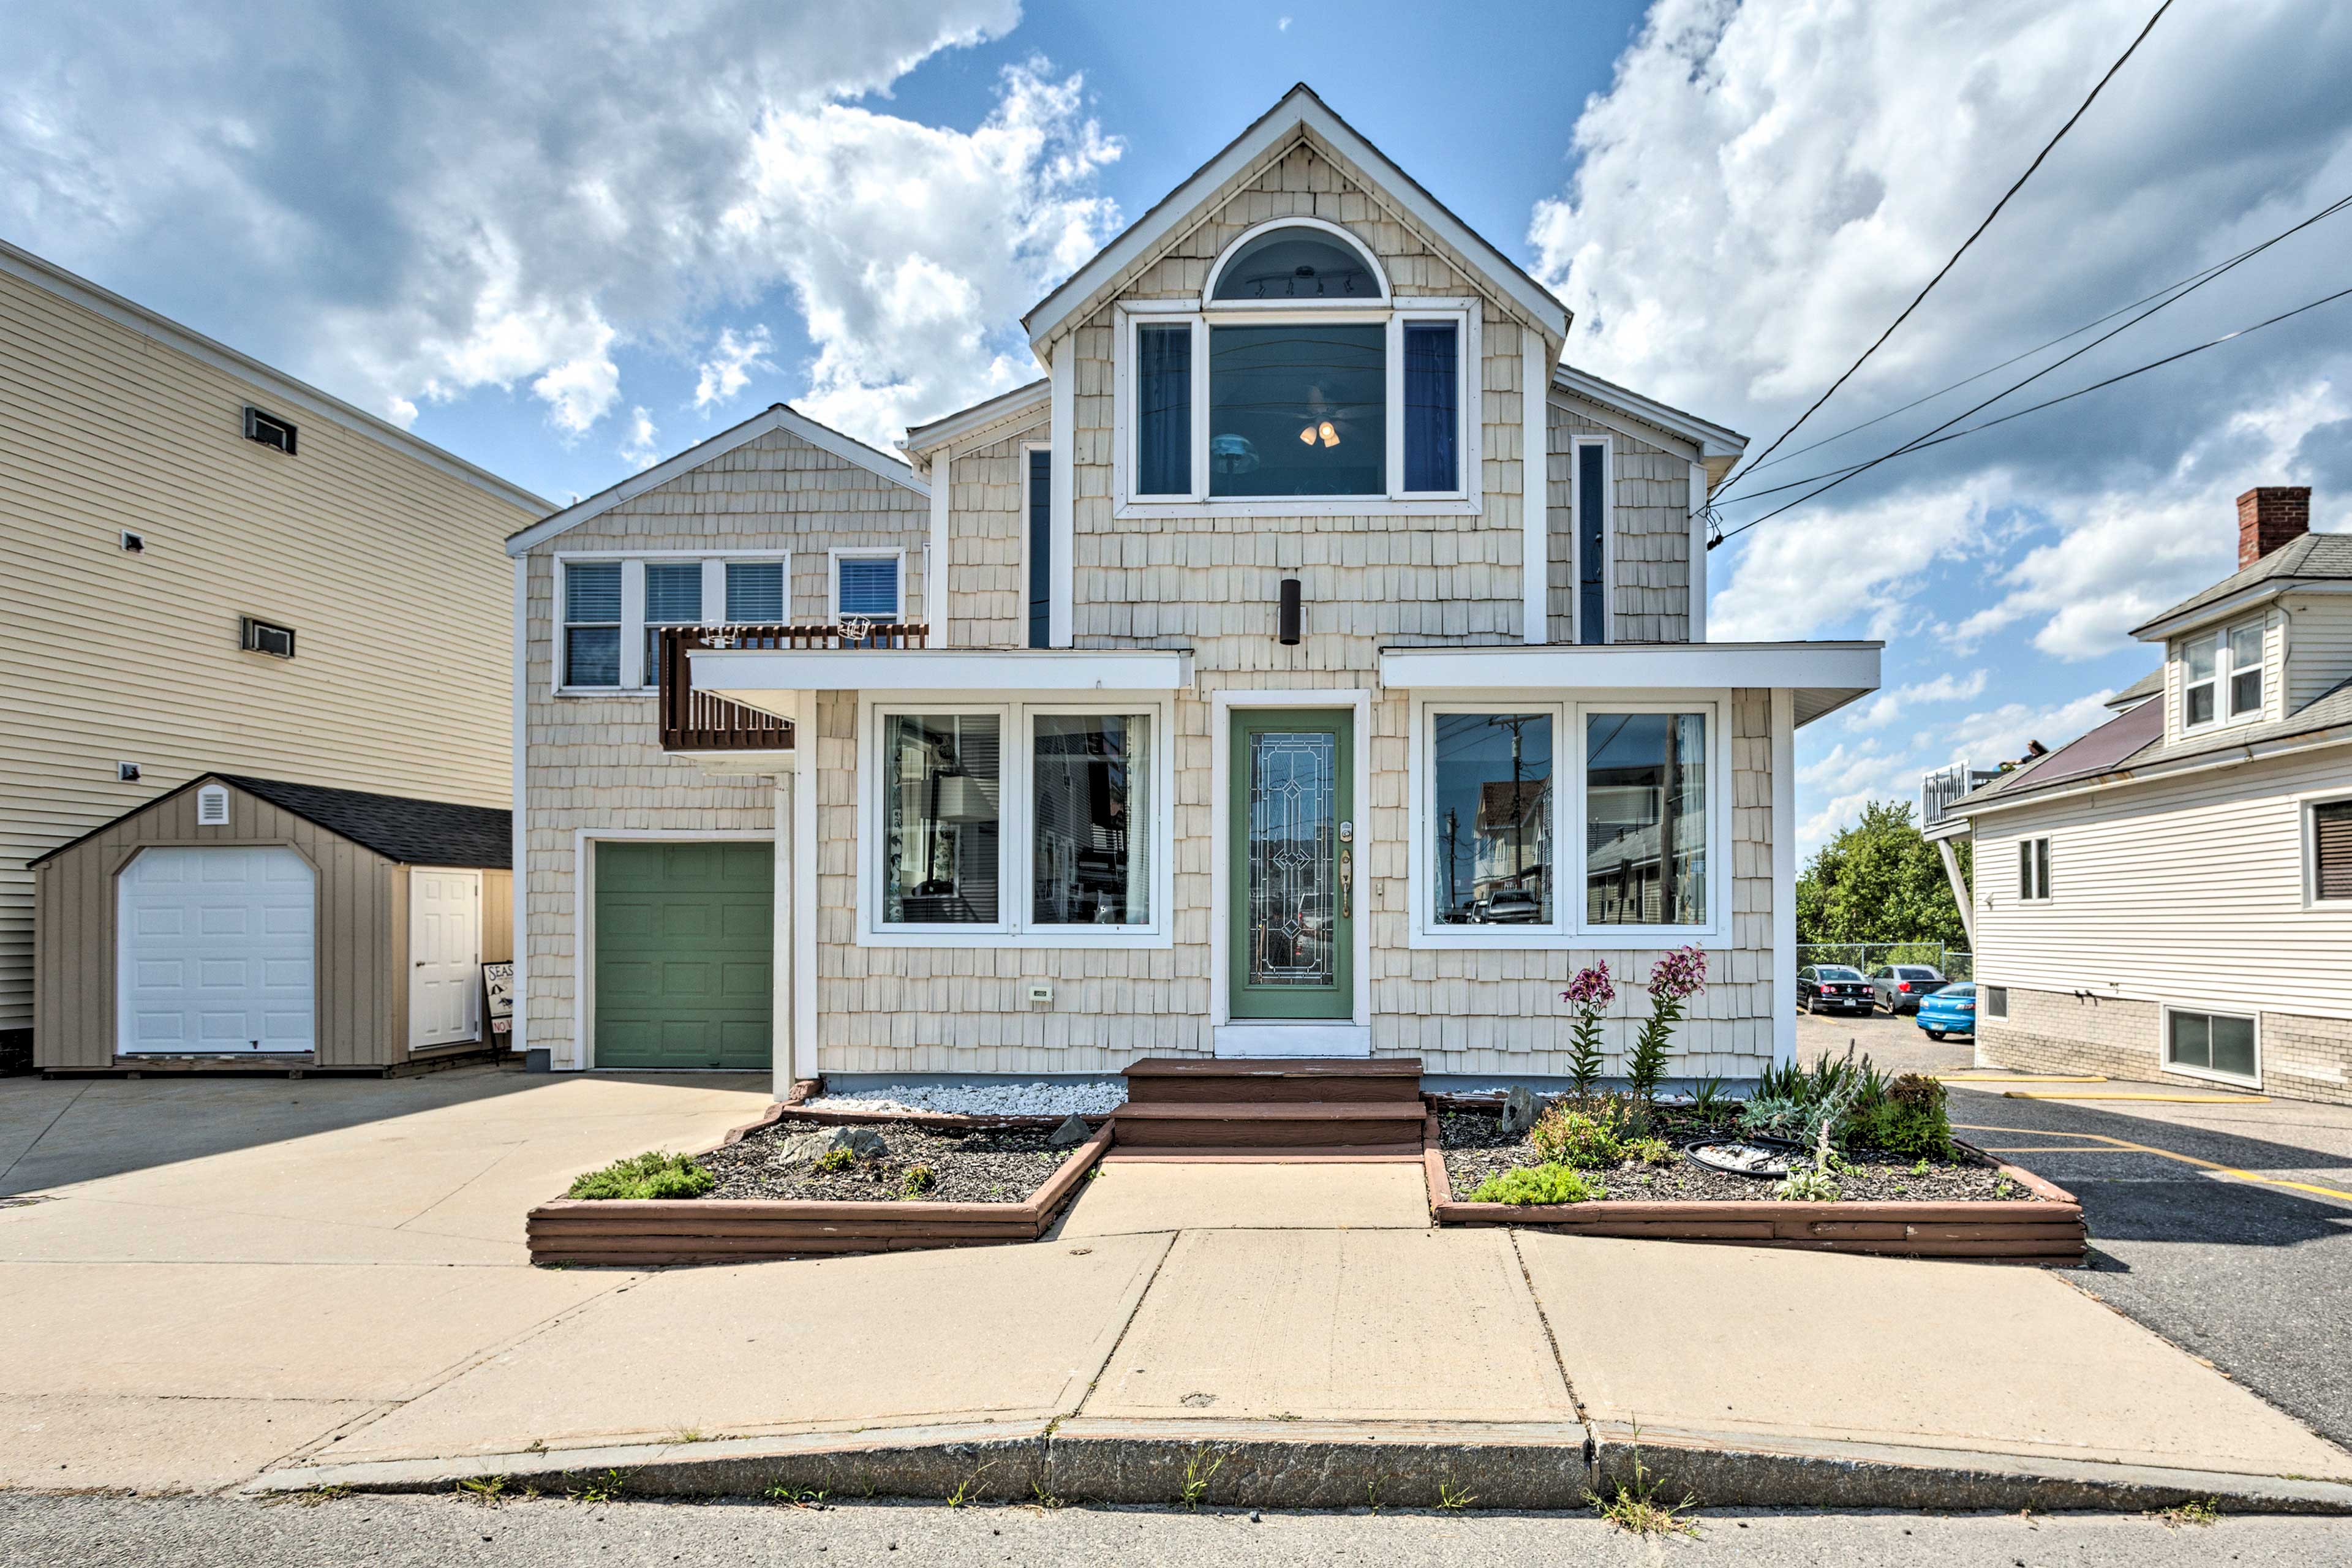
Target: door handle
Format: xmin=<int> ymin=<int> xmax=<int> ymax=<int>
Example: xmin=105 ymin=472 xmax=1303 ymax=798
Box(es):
xmin=1338 ymin=846 xmax=1353 ymax=919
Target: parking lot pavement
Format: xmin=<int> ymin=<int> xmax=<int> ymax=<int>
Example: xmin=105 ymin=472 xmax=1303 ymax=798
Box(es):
xmin=1949 ymin=1082 xmax=2352 ymax=1451
xmin=1792 ymin=1006 xmax=1974 ymax=1077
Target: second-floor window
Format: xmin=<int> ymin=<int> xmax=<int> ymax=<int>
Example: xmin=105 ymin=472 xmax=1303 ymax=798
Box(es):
xmin=2018 ymin=836 xmax=2051 ymax=901
xmin=2182 ymin=618 xmax=2263 ymax=729
xmin=832 ymin=550 xmax=903 ymax=620
xmin=555 ymin=554 xmax=788 ymax=693
xmin=1125 ymin=223 xmax=1471 ymax=507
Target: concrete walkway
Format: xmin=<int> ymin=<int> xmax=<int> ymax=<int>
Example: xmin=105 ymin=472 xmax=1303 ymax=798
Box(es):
xmin=4 ymin=1074 xmax=2349 ymax=1509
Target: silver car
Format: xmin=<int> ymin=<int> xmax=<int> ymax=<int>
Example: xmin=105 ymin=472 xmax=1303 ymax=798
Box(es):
xmin=1869 ymin=964 xmax=1947 ymax=1015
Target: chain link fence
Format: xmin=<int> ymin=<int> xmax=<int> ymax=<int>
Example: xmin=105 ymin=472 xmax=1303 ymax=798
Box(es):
xmin=1798 ymin=943 xmax=1972 ymax=981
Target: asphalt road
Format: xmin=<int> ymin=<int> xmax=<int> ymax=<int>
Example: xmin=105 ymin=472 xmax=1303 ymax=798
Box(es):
xmin=1 ymin=1492 xmax=2343 ymax=1567
xmin=1793 ymin=1005 xmax=1975 ymax=1077
xmin=1947 ymin=1080 xmax=2352 ymax=1452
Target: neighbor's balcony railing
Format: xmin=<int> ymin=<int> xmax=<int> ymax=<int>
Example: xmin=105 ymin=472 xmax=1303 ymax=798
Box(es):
xmin=657 ymin=620 xmax=929 ymax=752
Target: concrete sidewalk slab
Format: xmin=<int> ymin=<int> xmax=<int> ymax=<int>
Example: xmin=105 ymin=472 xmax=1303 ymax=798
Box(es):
xmin=321 ymin=1232 xmax=1175 ymax=1465
xmin=0 ymin=1262 xmax=624 ymax=1402
xmin=0 ymin=1194 xmax=521 ymax=1266
xmin=1080 ymin=1228 xmax=1571 ymax=1423
xmin=1 ymin=1393 xmax=374 ymax=1494
xmin=1054 ymin=1162 xmax=1429 ymax=1238
xmin=1515 ymin=1231 xmax=2352 ymax=1481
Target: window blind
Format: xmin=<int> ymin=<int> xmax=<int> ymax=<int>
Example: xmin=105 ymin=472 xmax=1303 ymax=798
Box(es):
xmin=838 ymin=556 xmax=900 ymax=617
xmin=2318 ymin=802 xmax=2352 ymax=900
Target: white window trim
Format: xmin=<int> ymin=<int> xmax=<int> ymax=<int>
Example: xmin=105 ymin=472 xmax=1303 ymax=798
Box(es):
xmin=856 ymin=693 xmax=1176 ymax=949
xmin=1199 ymin=217 xmax=1391 ymax=308
xmin=552 ymin=549 xmax=790 ymax=698
xmin=829 ymin=546 xmax=907 ymax=623
xmin=2017 ymin=835 xmax=2051 ymax=903
xmin=2160 ymin=1002 xmax=2263 ymax=1089
xmin=1019 ymin=440 xmax=1051 ymax=650
xmin=2179 ymin=616 xmax=2266 ymax=733
xmin=1405 ymin=689 xmax=1730 ymax=949
xmin=2302 ymin=791 xmax=2352 ymax=908
xmin=1571 ymin=435 xmax=1613 ymax=646
xmin=1112 ymin=298 xmax=1482 ymax=518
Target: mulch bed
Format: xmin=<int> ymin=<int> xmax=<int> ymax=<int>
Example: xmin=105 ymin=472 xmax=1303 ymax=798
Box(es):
xmin=1434 ymin=1109 xmax=2043 ymax=1205
xmin=695 ymin=1115 xmax=1074 ymax=1205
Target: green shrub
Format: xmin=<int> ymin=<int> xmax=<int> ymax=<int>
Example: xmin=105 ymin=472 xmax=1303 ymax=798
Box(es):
xmin=902 ymin=1163 xmax=937 ymax=1197
xmin=565 ymin=1150 xmax=714 ymax=1201
xmin=1736 ymin=1096 xmax=1808 ymax=1141
xmin=1469 ymin=1164 xmax=1607 ymax=1205
xmin=1773 ymin=1164 xmax=1841 ymax=1202
xmin=1684 ymin=1077 xmax=1735 ymax=1126
xmin=1622 ymin=1136 xmax=1675 ymax=1167
xmin=1531 ymin=1106 xmax=1623 ymax=1169
xmin=813 ymin=1147 xmax=857 ymax=1175
xmin=1850 ymin=1077 xmax=1953 ymax=1158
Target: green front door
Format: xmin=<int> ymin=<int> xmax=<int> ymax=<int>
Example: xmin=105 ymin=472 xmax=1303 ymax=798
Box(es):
xmin=594 ymin=841 xmax=772 ymax=1069
xmin=1229 ymin=710 xmax=1354 ymax=1020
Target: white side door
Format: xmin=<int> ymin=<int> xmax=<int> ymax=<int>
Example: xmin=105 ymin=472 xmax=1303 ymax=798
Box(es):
xmin=118 ymin=846 xmax=316 ymax=1054
xmin=409 ymin=869 xmax=483 ymax=1049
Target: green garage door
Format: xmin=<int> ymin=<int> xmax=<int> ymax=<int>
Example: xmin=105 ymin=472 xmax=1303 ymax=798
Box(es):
xmin=594 ymin=842 xmax=773 ymax=1069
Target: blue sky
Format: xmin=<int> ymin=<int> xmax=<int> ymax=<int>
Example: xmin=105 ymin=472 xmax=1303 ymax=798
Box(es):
xmin=7 ymin=0 xmax=2350 ymax=854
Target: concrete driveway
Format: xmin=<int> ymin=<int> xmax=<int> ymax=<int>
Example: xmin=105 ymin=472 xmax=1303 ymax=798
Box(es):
xmin=0 ymin=1068 xmax=769 ymax=1491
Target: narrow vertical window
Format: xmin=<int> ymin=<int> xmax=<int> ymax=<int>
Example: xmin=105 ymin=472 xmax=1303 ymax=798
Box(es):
xmin=1137 ymin=323 xmax=1193 ymax=496
xmin=642 ymin=562 xmax=703 ymax=690
xmin=1402 ymin=320 xmax=1458 ymax=492
xmin=882 ymin=714 xmax=1001 ymax=925
xmin=725 ymin=561 xmax=785 ymax=622
xmin=1032 ymin=714 xmax=1150 ymax=925
xmin=1577 ymin=442 xmax=1607 ymax=644
xmin=1027 ymin=448 xmax=1052 ymax=650
xmin=563 ymin=562 xmax=621 ymax=688
xmin=1429 ymin=712 xmax=1552 ymax=925
xmin=2182 ymin=633 xmax=2217 ymax=727
xmin=2227 ymin=622 xmax=2264 ymax=717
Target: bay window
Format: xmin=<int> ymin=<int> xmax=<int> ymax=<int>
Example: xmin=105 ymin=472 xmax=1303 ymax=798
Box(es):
xmin=1417 ymin=699 xmax=1720 ymax=942
xmin=869 ymin=701 xmax=1167 ymax=943
xmin=1121 ymin=224 xmax=1474 ymax=508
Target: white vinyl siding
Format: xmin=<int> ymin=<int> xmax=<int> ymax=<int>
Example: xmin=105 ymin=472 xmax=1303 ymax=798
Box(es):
xmin=0 ymin=261 xmax=530 ymax=1033
xmin=1973 ymin=744 xmax=2352 ymax=1024
xmin=2284 ymin=595 xmax=2352 ymax=712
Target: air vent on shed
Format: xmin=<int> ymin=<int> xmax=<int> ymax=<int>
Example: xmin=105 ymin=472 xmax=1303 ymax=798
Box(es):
xmin=240 ymin=617 xmax=296 ymax=658
xmin=197 ymin=785 xmax=230 ymax=826
xmin=243 ymin=405 xmax=298 ymax=454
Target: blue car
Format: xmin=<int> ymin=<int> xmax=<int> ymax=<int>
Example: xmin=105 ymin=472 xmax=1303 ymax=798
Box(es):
xmin=1915 ymin=982 xmax=1977 ymax=1041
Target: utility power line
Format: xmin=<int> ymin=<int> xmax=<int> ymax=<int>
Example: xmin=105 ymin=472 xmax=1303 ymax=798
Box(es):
xmin=1708 ymin=188 xmax=2352 ymax=514
xmin=1711 ymin=0 xmax=2176 ymax=500
xmin=1708 ymin=282 xmax=2352 ymax=547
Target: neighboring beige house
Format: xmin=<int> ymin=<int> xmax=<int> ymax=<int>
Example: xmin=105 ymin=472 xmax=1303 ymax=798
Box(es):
xmin=1 ymin=237 xmax=545 ymax=1066
xmin=510 ymin=86 xmax=1882 ymax=1094
xmin=1928 ymin=486 xmax=2352 ymax=1104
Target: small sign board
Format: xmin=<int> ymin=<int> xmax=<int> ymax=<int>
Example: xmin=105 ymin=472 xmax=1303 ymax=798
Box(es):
xmin=482 ymin=962 xmax=516 ymax=1038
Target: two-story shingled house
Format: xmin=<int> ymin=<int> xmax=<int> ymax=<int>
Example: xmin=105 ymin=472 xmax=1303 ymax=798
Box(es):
xmin=507 ymin=86 xmax=1882 ymax=1098
xmin=1929 ymin=485 xmax=2352 ymax=1104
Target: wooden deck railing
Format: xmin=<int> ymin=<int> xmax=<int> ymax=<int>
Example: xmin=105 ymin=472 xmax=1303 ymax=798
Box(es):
xmin=657 ymin=622 xmax=929 ymax=752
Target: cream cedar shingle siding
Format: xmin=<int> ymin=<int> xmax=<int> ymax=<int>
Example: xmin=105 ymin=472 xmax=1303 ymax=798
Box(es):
xmin=810 ymin=143 xmax=1773 ymax=1080
xmin=0 ymin=258 xmax=534 ymax=1038
xmin=518 ymin=424 xmax=930 ymax=1061
xmin=1970 ymin=742 xmax=2352 ymax=1098
xmin=942 ymin=418 xmax=1048 ymax=649
xmin=1545 ymin=400 xmax=1694 ymax=645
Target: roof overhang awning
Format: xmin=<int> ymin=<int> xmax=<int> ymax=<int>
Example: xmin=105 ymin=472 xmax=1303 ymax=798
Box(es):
xmin=688 ymin=648 xmax=1194 ymax=719
xmin=1376 ymin=641 xmax=1882 ymax=726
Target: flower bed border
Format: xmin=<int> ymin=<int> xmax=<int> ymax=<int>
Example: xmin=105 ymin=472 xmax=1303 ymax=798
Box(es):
xmin=1420 ymin=1113 xmax=2087 ymax=1263
xmin=527 ymin=1102 xmax=1115 ymax=1267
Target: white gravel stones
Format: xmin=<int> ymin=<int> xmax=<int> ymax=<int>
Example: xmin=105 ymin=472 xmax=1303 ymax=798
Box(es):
xmin=804 ymin=1079 xmax=1126 ymax=1118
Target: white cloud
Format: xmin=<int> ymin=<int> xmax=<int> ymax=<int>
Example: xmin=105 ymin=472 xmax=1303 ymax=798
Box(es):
xmin=1934 ymin=691 xmax=2118 ymax=773
xmin=1844 ymin=668 xmax=1988 ymax=731
xmin=0 ymin=3 xmax=1125 ymax=448
xmin=619 ymin=405 xmax=661 ymax=470
xmin=693 ymin=326 xmax=776 ymax=411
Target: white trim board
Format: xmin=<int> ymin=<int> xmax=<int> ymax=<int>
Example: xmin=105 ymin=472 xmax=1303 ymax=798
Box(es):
xmin=1551 ymin=364 xmax=1746 ymax=467
xmin=693 ymin=648 xmax=1193 ymax=704
xmin=1378 ymin=641 xmax=1882 ymax=697
xmin=508 ymin=404 xmax=926 ymax=557
xmin=1022 ymin=85 xmax=1569 ymax=353
xmin=904 ymin=380 xmax=1050 ymax=456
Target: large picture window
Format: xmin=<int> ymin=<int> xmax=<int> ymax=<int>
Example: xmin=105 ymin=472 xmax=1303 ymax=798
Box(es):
xmin=1429 ymin=713 xmax=1552 ymax=926
xmin=869 ymin=702 xmax=1169 ymax=944
xmin=1208 ymin=322 xmax=1385 ymax=497
xmin=1417 ymin=701 xmax=1720 ymax=942
xmin=1585 ymin=712 xmax=1707 ymax=929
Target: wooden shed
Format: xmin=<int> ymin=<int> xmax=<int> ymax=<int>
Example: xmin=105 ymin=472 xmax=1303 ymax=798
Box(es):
xmin=31 ymin=774 xmax=511 ymax=1075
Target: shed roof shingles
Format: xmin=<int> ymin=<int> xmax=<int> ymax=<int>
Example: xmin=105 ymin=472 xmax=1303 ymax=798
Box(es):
xmin=214 ymin=776 xmax=511 ymax=867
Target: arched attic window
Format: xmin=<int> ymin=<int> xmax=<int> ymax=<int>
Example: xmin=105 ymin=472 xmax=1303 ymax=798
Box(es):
xmin=1132 ymin=220 xmax=1464 ymax=503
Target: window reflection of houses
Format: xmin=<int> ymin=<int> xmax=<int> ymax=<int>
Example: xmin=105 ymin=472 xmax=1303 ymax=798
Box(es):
xmin=1031 ymin=716 xmax=1144 ymax=925
xmin=1473 ymin=778 xmax=1551 ymax=911
xmin=1585 ymin=712 xmax=1706 ymax=927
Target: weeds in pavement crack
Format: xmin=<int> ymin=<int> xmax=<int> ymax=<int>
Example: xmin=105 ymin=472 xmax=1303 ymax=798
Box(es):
xmin=1586 ymin=1423 xmax=1698 ymax=1540
xmin=1178 ymin=1446 xmax=1225 ymax=1509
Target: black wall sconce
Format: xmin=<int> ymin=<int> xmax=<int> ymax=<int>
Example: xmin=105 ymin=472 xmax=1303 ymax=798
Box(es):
xmin=1278 ymin=577 xmax=1302 ymax=645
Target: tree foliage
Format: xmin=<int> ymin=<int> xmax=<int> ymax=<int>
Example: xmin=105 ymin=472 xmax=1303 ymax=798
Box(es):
xmin=1795 ymin=801 xmax=1970 ymax=947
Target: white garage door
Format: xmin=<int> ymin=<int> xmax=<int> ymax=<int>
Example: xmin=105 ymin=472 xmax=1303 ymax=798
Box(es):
xmin=118 ymin=846 xmax=317 ymax=1055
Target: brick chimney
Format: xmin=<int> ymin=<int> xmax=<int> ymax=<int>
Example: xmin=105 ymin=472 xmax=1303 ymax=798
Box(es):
xmin=2238 ymin=486 xmax=2310 ymax=568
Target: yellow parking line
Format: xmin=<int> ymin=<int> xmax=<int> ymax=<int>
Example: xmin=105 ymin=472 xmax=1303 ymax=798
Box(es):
xmin=1975 ymin=1145 xmax=2125 ymax=1154
xmin=1937 ymin=1074 xmax=2108 ymax=1084
xmin=2002 ymin=1091 xmax=2269 ymax=1104
xmin=1954 ymin=1124 xmax=2352 ymax=1204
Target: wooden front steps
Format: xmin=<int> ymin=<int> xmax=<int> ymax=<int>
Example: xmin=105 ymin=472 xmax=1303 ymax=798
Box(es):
xmin=1108 ymin=1057 xmax=1426 ymax=1161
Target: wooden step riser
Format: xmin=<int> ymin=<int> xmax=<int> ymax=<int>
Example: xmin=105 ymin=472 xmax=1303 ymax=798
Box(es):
xmin=1121 ymin=1077 xmax=1423 ymax=1106
xmin=1114 ymin=1117 xmax=1420 ymax=1151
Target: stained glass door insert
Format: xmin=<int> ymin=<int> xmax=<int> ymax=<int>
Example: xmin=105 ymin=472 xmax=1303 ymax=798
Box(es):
xmin=1229 ymin=710 xmax=1353 ymax=1020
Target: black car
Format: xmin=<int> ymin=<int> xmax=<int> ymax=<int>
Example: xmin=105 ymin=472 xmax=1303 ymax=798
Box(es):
xmin=1798 ymin=964 xmax=1875 ymax=1015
